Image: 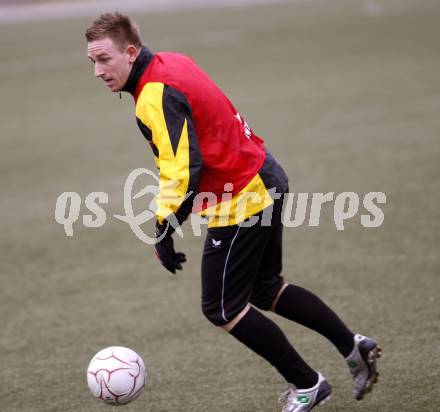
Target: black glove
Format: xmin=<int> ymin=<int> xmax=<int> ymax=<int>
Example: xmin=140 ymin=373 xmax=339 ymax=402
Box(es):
xmin=154 ymin=220 xmax=186 ymax=274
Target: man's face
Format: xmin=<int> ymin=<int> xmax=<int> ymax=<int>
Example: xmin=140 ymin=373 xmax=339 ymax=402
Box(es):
xmin=87 ymin=37 xmax=135 ymax=92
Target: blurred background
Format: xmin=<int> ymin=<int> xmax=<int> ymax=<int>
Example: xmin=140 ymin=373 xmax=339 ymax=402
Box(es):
xmin=1 ymin=0 xmax=439 ymax=411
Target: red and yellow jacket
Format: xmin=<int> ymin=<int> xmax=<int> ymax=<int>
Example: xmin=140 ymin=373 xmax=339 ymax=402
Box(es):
xmin=123 ymin=47 xmax=280 ymax=227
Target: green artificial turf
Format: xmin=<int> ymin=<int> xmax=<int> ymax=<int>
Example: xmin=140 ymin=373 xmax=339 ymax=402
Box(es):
xmin=1 ymin=0 xmax=439 ymax=411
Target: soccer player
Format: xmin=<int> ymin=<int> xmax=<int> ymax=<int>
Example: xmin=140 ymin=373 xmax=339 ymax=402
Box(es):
xmin=85 ymin=13 xmax=381 ymax=411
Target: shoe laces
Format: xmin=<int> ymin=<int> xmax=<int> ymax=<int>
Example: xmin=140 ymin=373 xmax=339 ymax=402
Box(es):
xmin=279 ymin=384 xmax=299 ymax=408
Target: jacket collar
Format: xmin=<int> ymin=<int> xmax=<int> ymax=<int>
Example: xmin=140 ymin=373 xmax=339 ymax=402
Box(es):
xmin=122 ymin=46 xmax=154 ymax=96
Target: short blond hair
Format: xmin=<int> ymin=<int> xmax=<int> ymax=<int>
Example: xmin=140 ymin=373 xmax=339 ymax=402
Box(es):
xmin=85 ymin=12 xmax=143 ymax=50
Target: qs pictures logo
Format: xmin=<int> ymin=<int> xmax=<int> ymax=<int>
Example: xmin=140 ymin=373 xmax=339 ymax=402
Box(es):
xmin=55 ymin=168 xmax=387 ymax=244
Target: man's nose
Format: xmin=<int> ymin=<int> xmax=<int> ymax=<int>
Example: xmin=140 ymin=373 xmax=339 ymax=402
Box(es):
xmin=94 ymin=63 xmax=104 ymax=78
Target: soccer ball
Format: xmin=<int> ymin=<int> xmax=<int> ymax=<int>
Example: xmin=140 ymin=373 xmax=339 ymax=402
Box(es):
xmin=86 ymin=346 xmax=147 ymax=405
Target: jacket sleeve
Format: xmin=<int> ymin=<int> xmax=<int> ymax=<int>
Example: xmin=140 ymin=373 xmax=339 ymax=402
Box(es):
xmin=135 ymin=82 xmax=203 ymax=227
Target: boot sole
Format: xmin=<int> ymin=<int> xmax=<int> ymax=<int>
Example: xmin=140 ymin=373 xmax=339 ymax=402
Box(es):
xmin=356 ymin=345 xmax=382 ymax=401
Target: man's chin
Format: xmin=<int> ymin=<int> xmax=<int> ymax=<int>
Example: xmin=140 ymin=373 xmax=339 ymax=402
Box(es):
xmin=103 ymin=81 xmax=121 ymax=92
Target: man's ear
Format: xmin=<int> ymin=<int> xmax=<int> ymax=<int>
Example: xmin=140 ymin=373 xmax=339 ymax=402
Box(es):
xmin=127 ymin=44 xmax=139 ymax=63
